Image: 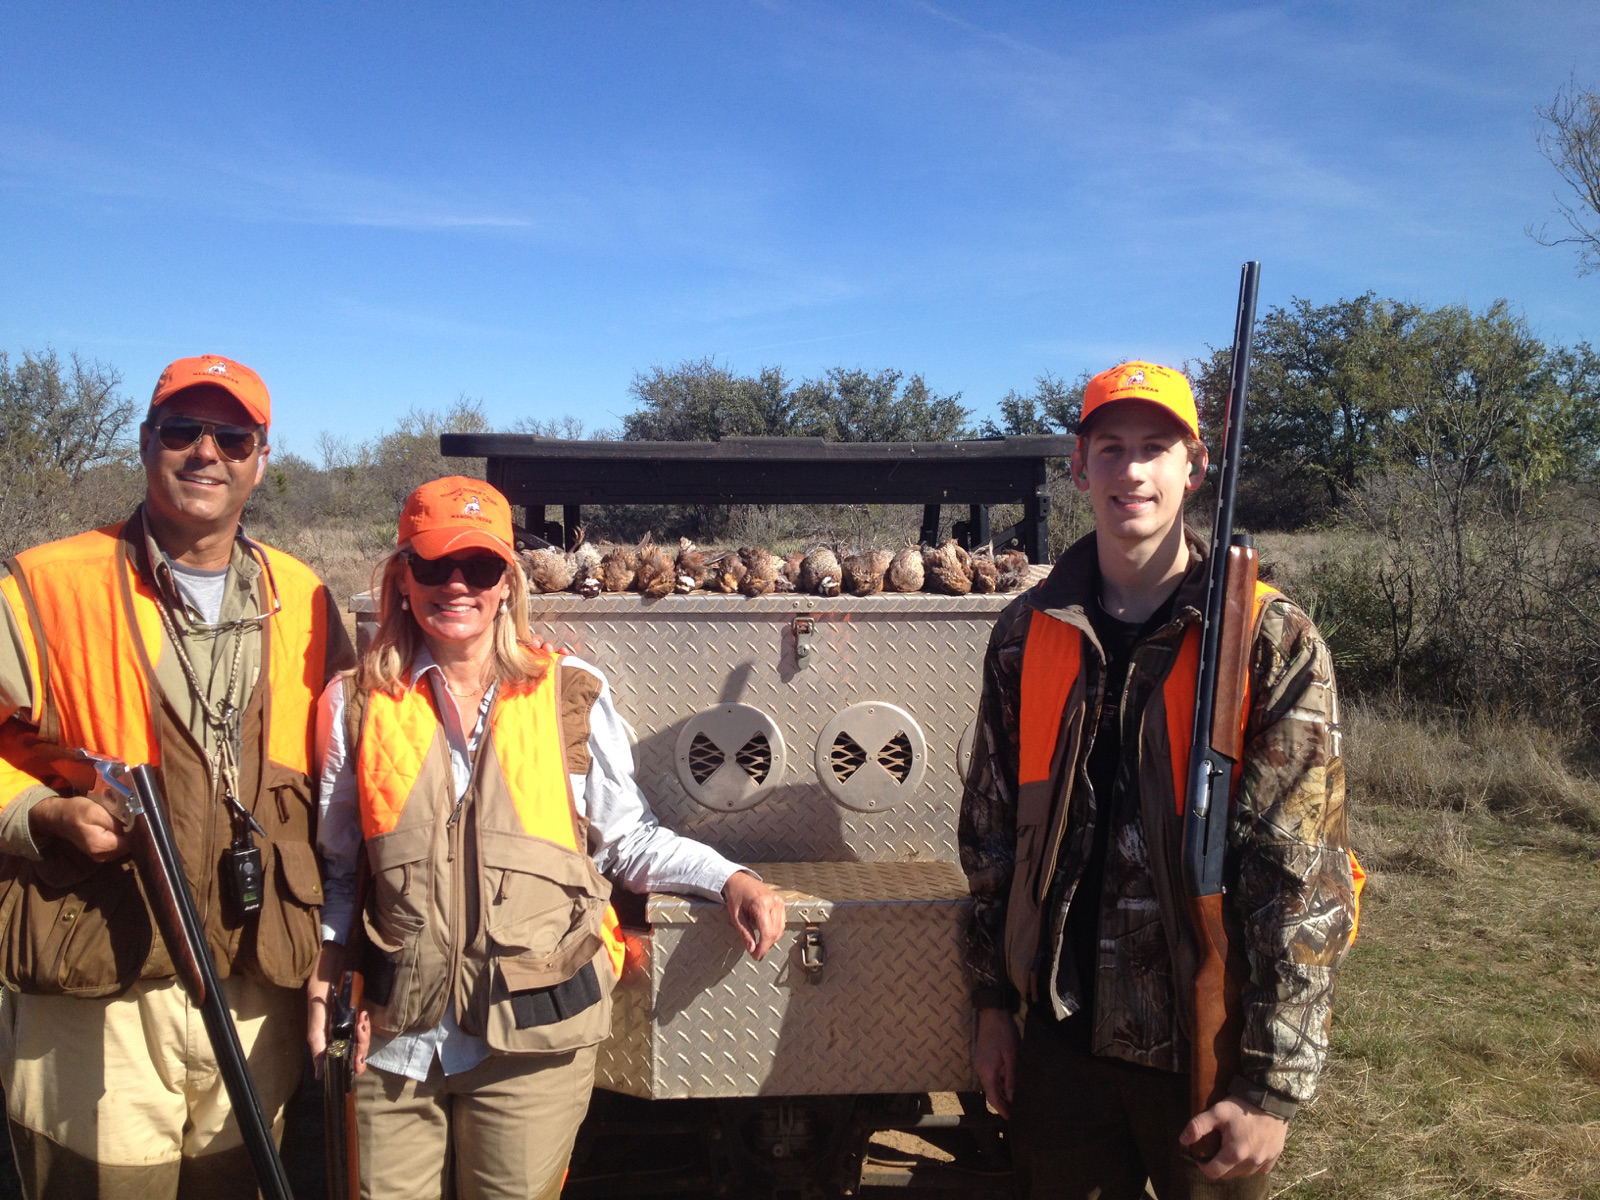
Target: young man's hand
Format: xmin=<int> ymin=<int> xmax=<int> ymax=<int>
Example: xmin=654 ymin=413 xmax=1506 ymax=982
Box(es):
xmin=1179 ymin=1096 xmax=1288 ymax=1179
xmin=973 ymin=1007 xmax=1021 ymax=1119
xmin=722 ymin=870 xmax=785 ymax=960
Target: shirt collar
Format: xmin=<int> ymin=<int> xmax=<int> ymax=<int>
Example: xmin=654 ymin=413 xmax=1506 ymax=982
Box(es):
xmin=130 ymin=504 xmax=264 ymax=621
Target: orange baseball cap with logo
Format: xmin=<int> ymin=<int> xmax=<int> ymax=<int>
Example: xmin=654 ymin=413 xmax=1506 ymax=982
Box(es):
xmin=150 ymin=355 xmax=272 ymax=428
xmin=399 ymin=477 xmax=516 ymax=564
xmin=1078 ymin=360 xmax=1200 ymax=440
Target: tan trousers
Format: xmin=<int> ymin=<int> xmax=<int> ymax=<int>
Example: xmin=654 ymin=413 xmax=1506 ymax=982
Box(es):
xmin=0 ymin=976 xmax=303 ymax=1200
xmin=355 ymin=1045 xmax=598 ymax=1200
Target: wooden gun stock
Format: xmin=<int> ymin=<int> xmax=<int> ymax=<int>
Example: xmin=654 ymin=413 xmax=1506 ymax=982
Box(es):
xmin=1209 ymin=541 xmax=1260 ymax=760
xmin=1185 ymin=891 xmax=1241 ymax=1130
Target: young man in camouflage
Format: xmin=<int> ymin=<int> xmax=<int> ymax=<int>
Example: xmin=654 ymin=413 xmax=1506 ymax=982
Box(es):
xmin=959 ymin=361 xmax=1357 ymax=1199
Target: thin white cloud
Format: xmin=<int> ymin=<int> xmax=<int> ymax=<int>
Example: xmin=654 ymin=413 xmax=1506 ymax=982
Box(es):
xmin=0 ymin=125 xmax=539 ymax=232
xmin=326 ymin=297 xmax=527 ymax=342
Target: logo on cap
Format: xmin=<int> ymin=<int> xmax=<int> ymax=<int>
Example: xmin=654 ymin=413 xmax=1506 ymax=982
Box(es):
xmin=206 ymin=361 xmax=229 ymax=376
xmin=462 ymin=497 xmax=482 ymax=517
xmin=1121 ymin=368 xmax=1146 ymax=388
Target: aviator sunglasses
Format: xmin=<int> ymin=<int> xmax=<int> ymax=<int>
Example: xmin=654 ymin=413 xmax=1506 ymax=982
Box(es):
xmin=406 ymin=552 xmax=507 ymax=588
xmin=153 ymin=417 xmax=261 ymax=462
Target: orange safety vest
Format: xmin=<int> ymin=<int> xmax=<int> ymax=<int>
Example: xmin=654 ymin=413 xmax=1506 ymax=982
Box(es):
xmin=1 ymin=525 xmax=321 ymax=782
xmin=0 ymin=520 xmax=335 ymax=994
xmin=1019 ymin=584 xmax=1363 ymax=941
xmin=353 ymin=660 xmax=625 ymax=1054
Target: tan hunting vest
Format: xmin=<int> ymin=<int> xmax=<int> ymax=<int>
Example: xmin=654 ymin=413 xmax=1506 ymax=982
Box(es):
xmin=353 ymin=657 xmax=626 ymax=1056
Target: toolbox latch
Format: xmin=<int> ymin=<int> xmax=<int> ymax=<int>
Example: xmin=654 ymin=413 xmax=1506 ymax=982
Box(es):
xmin=800 ymin=924 xmax=826 ymax=983
xmin=792 ymin=617 xmax=817 ymax=670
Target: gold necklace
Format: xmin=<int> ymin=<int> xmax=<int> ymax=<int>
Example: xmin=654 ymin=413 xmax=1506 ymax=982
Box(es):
xmin=442 ymin=675 xmax=488 ymax=699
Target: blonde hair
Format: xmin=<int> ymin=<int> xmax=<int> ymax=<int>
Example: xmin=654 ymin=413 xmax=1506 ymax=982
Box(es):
xmin=355 ymin=548 xmax=546 ymax=698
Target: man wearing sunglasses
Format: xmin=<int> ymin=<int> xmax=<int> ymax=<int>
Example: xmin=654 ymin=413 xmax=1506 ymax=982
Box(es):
xmin=0 ymin=354 xmax=355 ymax=1198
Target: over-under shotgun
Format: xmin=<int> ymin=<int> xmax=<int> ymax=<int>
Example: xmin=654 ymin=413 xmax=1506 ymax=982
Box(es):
xmin=80 ymin=751 xmax=294 ymax=1200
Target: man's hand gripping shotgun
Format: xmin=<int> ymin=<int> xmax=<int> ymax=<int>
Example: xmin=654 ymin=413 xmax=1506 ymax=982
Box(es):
xmin=77 ymin=751 xmax=295 ymax=1200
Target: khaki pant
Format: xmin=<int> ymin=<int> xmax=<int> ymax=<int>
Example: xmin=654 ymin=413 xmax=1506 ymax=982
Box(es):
xmin=0 ymin=976 xmax=303 ymax=1200
xmin=1009 ymin=1010 xmax=1270 ymax=1200
xmin=356 ymin=1046 xmax=598 ymax=1200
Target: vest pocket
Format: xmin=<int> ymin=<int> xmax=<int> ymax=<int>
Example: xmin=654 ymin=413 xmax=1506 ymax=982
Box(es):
xmin=249 ymin=762 xmax=324 ymax=987
xmin=0 ymin=857 xmax=152 ymax=996
xmin=484 ymin=943 xmax=616 ymax=1055
xmin=475 ymin=828 xmax=615 ymax=1054
xmin=362 ymin=825 xmax=436 ymax=1037
xmin=251 ymin=840 xmax=324 ymax=987
xmin=477 ymin=828 xmax=611 ymax=960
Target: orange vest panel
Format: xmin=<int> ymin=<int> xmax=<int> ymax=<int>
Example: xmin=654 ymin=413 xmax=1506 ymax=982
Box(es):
xmin=6 ymin=524 xmax=323 ymax=783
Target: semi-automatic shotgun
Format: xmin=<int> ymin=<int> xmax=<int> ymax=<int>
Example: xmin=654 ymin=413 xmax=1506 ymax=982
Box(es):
xmin=79 ymin=751 xmax=294 ymax=1200
xmin=1181 ymin=261 xmax=1262 ymax=1161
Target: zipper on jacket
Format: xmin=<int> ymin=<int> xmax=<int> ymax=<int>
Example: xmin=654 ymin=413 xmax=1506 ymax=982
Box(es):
xmin=446 ymin=692 xmax=495 ymax=1022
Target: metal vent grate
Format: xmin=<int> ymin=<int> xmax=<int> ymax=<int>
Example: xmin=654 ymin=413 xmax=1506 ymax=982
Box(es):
xmin=815 ymin=702 xmax=927 ymax=812
xmin=687 ymin=733 xmax=725 ymax=785
xmin=674 ymin=703 xmax=787 ymax=812
xmin=830 ymin=732 xmax=868 ymax=783
xmin=876 ymin=732 xmax=914 ymax=783
xmin=734 ymin=733 xmax=772 ymax=784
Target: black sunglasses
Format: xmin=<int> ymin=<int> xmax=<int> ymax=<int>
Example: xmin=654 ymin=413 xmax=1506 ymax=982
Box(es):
xmin=406 ymin=552 xmax=507 ymax=589
xmin=154 ymin=417 xmax=260 ymax=463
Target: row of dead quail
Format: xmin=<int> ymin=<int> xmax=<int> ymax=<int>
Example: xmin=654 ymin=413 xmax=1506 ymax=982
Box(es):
xmin=520 ymin=535 xmax=1029 ymax=597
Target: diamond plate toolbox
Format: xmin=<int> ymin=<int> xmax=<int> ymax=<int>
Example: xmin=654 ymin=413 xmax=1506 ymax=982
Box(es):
xmin=600 ymin=861 xmax=973 ymax=1098
xmin=528 ymin=589 xmax=1013 ymax=1099
xmin=354 ymin=586 xmax=1032 ymax=1098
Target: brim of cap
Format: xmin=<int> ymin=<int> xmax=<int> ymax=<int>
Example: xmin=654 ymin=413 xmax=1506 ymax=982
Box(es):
xmin=154 ymin=381 xmax=270 ymax=428
xmin=1077 ymin=397 xmax=1199 ymax=440
xmin=407 ymin=528 xmax=516 ymax=563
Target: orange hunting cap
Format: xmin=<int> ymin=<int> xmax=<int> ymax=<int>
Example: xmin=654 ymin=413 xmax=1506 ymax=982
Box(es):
xmin=150 ymin=355 xmax=271 ymax=428
xmin=1078 ymin=361 xmax=1199 ymax=440
xmin=398 ymin=476 xmax=516 ymax=564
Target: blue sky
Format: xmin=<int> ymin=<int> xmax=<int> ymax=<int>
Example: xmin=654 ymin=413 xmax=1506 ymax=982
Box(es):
xmin=2 ymin=2 xmax=1595 ymax=459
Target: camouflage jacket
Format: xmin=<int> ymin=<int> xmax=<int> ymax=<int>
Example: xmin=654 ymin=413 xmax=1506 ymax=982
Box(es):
xmin=958 ymin=531 xmax=1355 ymax=1116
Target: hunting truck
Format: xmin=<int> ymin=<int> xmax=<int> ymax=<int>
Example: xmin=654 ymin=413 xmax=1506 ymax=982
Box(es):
xmin=355 ymin=434 xmax=1075 ymax=1199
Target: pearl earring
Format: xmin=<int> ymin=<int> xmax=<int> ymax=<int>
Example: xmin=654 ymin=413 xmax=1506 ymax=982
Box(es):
xmin=401 ymin=598 xmax=409 ymax=611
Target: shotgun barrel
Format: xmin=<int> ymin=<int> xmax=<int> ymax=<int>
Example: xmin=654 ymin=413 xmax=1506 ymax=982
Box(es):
xmin=81 ymin=753 xmax=294 ymax=1200
xmin=323 ymin=970 xmax=363 ymax=1200
xmin=1181 ymin=261 xmax=1261 ymax=1158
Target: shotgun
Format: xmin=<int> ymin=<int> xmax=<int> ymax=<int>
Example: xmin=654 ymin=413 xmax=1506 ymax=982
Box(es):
xmin=78 ymin=751 xmax=295 ymax=1200
xmin=323 ymin=968 xmax=363 ymax=1200
xmin=1181 ymin=261 xmax=1261 ymax=1159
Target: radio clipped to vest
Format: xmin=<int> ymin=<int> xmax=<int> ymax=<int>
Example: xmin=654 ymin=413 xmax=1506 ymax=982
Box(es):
xmin=222 ymin=839 xmax=264 ymax=919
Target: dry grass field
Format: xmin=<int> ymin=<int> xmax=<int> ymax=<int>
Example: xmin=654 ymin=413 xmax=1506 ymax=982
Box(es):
xmin=1273 ymin=703 xmax=1600 ymax=1199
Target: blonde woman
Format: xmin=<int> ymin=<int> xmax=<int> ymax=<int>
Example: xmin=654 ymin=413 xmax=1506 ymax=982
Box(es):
xmin=307 ymin=476 xmax=783 ymax=1200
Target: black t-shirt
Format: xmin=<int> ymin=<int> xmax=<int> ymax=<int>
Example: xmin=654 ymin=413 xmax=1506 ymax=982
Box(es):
xmin=1052 ymin=590 xmax=1176 ymax=1046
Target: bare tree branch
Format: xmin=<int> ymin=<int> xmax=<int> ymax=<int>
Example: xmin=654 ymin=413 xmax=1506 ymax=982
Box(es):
xmin=1530 ymin=79 xmax=1600 ymax=274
